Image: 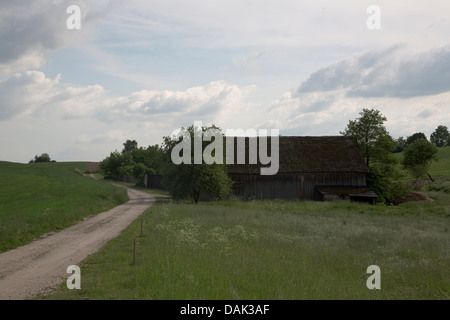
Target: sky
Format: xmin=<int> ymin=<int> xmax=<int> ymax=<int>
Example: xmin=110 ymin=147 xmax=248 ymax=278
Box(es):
xmin=1 ymin=0 xmax=450 ymax=163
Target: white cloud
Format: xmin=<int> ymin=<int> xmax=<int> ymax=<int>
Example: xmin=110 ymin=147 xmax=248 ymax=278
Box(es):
xmin=0 ymin=71 xmax=61 ymax=119
xmin=297 ymin=45 xmax=450 ymax=98
xmin=0 ymin=1 xmax=92 ymax=75
xmin=232 ymin=50 xmax=272 ymax=73
xmin=267 ymin=45 xmax=450 ymax=137
xmin=0 ymin=71 xmax=254 ymax=127
xmin=268 ymin=88 xmax=450 ymax=139
xmin=76 ymin=130 xmax=128 ymax=145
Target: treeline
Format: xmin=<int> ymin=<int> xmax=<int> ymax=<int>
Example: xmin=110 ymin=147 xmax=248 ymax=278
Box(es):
xmin=394 ymin=125 xmax=450 ymax=153
xmin=100 ymin=125 xmax=233 ymax=204
xmin=100 ymin=140 xmax=165 ymax=186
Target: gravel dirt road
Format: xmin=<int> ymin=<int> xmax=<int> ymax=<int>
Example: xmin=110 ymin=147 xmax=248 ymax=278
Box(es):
xmin=0 ymin=187 xmax=155 ymax=300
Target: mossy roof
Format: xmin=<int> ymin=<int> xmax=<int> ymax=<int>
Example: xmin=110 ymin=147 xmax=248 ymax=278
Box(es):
xmin=226 ymin=136 xmax=369 ymax=174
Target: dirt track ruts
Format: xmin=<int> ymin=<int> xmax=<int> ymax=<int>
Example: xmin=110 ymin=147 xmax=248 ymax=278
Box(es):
xmin=0 ymin=187 xmax=155 ymax=300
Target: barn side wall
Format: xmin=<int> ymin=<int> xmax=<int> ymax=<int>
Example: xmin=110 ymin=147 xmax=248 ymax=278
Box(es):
xmin=229 ymin=173 xmax=367 ymax=200
xmin=146 ymin=174 xmax=164 ymax=189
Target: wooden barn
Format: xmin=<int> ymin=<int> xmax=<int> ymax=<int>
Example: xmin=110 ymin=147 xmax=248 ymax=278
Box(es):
xmin=227 ymin=136 xmax=377 ymax=203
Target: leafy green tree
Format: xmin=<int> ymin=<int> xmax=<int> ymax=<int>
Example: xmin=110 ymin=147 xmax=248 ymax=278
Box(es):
xmin=341 ymin=108 xmax=402 ymax=202
xmin=30 ymin=153 xmax=52 ymax=163
xmin=406 ymin=132 xmax=427 ymax=145
xmin=430 ymin=125 xmax=450 ymax=147
xmin=118 ymin=151 xmax=135 ymax=177
xmin=402 ymin=139 xmax=438 ymax=181
xmin=122 ymin=139 xmax=138 ymax=153
xmin=161 ymin=124 xmax=232 ymax=204
xmin=145 ymin=144 xmax=165 ymax=173
xmin=100 ymin=142 xmax=166 ymax=185
xmin=131 ymin=145 xmax=165 ymax=174
xmin=132 ymin=162 xmax=155 ymax=186
xmin=340 ymin=108 xmax=391 ymax=166
xmin=100 ymin=151 xmax=124 ymax=179
xmin=394 ymin=136 xmax=407 ymax=153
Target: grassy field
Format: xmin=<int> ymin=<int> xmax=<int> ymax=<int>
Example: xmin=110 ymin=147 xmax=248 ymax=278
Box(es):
xmin=427 ymin=146 xmax=450 ymax=178
xmin=396 ymin=146 xmax=450 ymax=180
xmin=43 ymin=183 xmax=450 ymax=300
xmin=0 ymin=161 xmax=128 ymax=253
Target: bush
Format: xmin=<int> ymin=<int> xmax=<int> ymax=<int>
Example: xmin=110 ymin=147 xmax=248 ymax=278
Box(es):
xmin=385 ymin=182 xmax=412 ymax=205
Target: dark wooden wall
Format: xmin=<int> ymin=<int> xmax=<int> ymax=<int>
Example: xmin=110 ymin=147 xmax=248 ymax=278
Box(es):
xmin=229 ymin=173 xmax=367 ymax=200
xmin=146 ymin=174 xmax=164 ymax=189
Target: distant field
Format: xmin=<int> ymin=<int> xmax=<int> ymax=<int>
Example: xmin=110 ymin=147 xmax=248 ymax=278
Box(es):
xmin=396 ymin=146 xmax=450 ymax=180
xmin=44 ymin=185 xmax=450 ymax=300
xmin=0 ymin=161 xmax=128 ymax=253
xmin=428 ymin=146 xmax=450 ymax=178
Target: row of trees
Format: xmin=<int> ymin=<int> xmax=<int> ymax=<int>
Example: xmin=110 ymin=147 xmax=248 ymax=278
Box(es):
xmin=100 ymin=127 xmax=232 ymax=203
xmin=394 ymin=125 xmax=450 ymax=152
xmin=100 ymin=140 xmax=165 ymax=186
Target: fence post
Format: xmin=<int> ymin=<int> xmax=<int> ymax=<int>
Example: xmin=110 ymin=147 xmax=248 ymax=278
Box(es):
xmin=133 ymin=238 xmax=136 ymax=265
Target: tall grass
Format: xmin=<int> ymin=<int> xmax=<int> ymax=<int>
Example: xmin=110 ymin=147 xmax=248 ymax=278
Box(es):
xmin=44 ymin=195 xmax=450 ymax=300
xmin=0 ymin=161 xmax=128 ymax=252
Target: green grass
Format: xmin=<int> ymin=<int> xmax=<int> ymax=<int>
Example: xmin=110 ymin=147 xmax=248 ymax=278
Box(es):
xmin=0 ymin=161 xmax=128 ymax=253
xmin=43 ymin=189 xmax=450 ymax=300
xmin=428 ymin=146 xmax=450 ymax=178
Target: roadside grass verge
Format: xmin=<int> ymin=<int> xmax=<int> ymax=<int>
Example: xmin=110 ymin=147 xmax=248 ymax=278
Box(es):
xmin=43 ymin=190 xmax=450 ymax=300
xmin=0 ymin=161 xmax=128 ymax=253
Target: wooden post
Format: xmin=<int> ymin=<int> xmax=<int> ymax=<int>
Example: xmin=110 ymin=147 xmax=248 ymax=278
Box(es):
xmin=133 ymin=238 xmax=136 ymax=265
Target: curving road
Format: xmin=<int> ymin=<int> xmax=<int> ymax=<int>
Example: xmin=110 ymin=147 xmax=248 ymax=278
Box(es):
xmin=0 ymin=187 xmax=155 ymax=300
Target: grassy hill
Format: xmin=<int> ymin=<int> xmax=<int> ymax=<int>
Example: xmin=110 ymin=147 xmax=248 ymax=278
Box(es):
xmin=0 ymin=161 xmax=128 ymax=253
xmin=395 ymin=146 xmax=450 ymax=180
xmin=428 ymin=146 xmax=450 ymax=178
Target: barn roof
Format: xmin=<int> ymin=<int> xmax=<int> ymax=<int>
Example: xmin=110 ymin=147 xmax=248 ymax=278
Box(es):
xmin=226 ymin=136 xmax=369 ymax=174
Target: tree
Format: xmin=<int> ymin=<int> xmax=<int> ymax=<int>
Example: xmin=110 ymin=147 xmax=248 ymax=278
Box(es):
xmin=340 ymin=108 xmax=390 ymax=166
xmin=29 ymin=153 xmax=52 ymax=163
xmin=161 ymin=124 xmax=233 ymax=204
xmin=402 ymin=139 xmax=438 ymax=181
xmin=394 ymin=136 xmax=407 ymax=153
xmin=100 ymin=142 xmax=165 ymax=184
xmin=341 ymin=108 xmax=402 ymax=202
xmin=132 ymin=162 xmax=155 ymax=186
xmin=430 ymin=125 xmax=450 ymax=147
xmin=100 ymin=151 xmax=124 ymax=178
xmin=122 ymin=139 xmax=138 ymax=153
xmin=406 ymin=132 xmax=427 ymax=145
